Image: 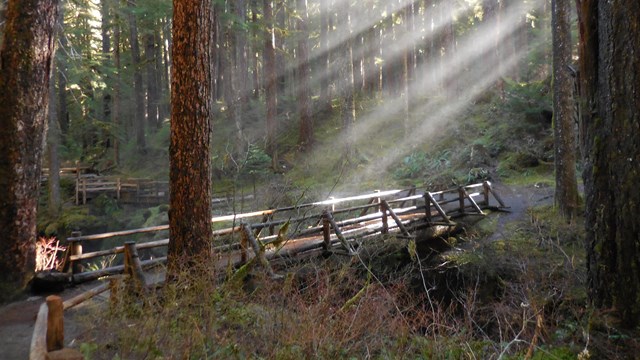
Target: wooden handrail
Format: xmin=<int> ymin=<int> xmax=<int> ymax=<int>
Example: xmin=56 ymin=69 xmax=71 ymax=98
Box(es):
xmin=60 ymin=182 xmax=505 ymax=281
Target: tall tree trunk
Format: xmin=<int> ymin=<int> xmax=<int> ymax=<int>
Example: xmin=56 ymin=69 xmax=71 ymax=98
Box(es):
xmin=47 ymin=62 xmax=61 ymax=218
xmin=402 ymin=3 xmax=411 ymax=138
xmin=127 ymin=0 xmax=146 ymax=152
xmin=0 ymin=0 xmax=58 ymax=300
xmin=234 ymin=0 xmax=248 ymax=156
xmin=319 ymin=0 xmax=331 ymax=112
xmin=579 ymin=0 xmax=640 ymax=328
xmin=101 ymin=0 xmax=112 ymax=125
xmin=161 ymin=17 xmax=172 ymax=120
xmin=275 ymin=0 xmax=286 ymax=95
xmin=251 ymin=0 xmax=260 ymax=99
xmin=339 ymin=1 xmax=356 ymax=161
xmin=264 ymin=0 xmax=278 ymax=168
xmin=144 ymin=32 xmax=159 ymax=130
xmin=168 ymin=0 xmax=214 ymax=276
xmin=113 ymin=12 xmax=121 ymax=165
xmin=551 ymin=0 xmax=578 ymax=220
xmin=57 ymin=9 xmax=69 ymax=134
xmin=296 ymin=0 xmax=312 ymax=151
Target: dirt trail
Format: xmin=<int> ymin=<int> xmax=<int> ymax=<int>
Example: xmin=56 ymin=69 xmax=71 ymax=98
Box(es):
xmin=0 ymin=182 xmax=554 ymax=359
xmin=486 ymin=182 xmax=554 ymax=241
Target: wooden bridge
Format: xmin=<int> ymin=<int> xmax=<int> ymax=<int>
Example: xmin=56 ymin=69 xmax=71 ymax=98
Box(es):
xmin=31 ymin=181 xmax=507 ymax=359
xmin=52 ymin=181 xmax=507 ymax=285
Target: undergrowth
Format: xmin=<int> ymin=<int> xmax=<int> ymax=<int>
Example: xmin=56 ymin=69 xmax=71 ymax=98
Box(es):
xmin=72 ymin=205 xmax=620 ymax=359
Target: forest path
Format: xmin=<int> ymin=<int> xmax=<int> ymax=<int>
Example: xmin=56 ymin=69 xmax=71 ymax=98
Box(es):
xmin=485 ymin=181 xmax=555 ymax=241
xmin=0 ymin=181 xmax=555 ymax=359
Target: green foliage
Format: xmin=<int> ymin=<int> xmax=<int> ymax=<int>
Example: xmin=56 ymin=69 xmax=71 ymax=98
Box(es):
xmin=91 ymin=194 xmax=120 ymax=217
xmin=503 ymin=78 xmax=552 ymax=116
xmin=238 ymin=144 xmax=272 ymax=179
xmin=394 ymin=150 xmax=451 ymax=180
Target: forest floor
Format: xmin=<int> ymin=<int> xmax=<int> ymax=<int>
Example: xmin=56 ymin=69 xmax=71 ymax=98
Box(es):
xmin=0 ymin=182 xmax=556 ymax=359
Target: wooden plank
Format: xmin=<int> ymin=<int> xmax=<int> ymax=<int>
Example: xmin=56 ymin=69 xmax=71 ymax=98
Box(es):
xmin=63 ymin=282 xmax=110 ymax=310
xmin=29 ymin=303 xmax=48 ymax=360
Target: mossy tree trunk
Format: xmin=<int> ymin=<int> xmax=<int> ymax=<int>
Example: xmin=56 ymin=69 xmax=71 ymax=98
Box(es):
xmin=168 ymin=0 xmax=214 ymax=277
xmin=552 ymin=0 xmax=578 ymax=220
xmin=578 ymin=0 xmax=640 ymax=328
xmin=0 ymin=0 xmax=58 ymax=300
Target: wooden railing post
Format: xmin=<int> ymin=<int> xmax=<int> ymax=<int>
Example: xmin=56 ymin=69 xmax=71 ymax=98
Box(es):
xmin=458 ymin=187 xmax=466 ymax=214
xmin=482 ymin=181 xmax=490 ymax=206
xmin=378 ymin=190 xmax=388 ymax=234
xmin=46 ymin=295 xmax=64 ymax=352
xmin=425 ymin=192 xmax=453 ymax=224
xmin=322 ymin=209 xmax=332 ymax=251
xmin=63 ymin=233 xmax=83 ymax=275
xmin=423 ymin=193 xmax=432 ymax=223
xmin=240 ymin=227 xmax=248 ymax=263
xmin=323 ymin=211 xmax=356 ymax=255
xmin=124 ymin=242 xmax=147 ymax=291
xmin=241 ymin=223 xmax=280 ymax=279
xmin=381 ymin=200 xmax=410 ymax=237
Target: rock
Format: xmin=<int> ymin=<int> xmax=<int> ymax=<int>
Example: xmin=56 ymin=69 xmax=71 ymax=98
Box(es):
xmin=30 ymin=271 xmax=70 ymax=294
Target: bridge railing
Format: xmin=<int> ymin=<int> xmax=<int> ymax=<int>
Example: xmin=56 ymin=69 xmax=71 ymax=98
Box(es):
xmin=57 ymin=181 xmax=505 ymax=284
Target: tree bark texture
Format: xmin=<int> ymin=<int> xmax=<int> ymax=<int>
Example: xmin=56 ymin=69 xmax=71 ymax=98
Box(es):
xmin=0 ymin=0 xmax=58 ymax=299
xmin=168 ymin=0 xmax=214 ymax=275
xmin=579 ymin=0 xmax=640 ymax=328
xmin=551 ymin=0 xmax=578 ymax=220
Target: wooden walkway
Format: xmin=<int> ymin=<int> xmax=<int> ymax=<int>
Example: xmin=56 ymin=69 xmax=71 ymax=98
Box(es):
xmin=54 ymin=181 xmax=507 ymax=284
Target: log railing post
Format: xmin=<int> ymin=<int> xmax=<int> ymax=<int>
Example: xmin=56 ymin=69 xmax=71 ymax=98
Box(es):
xmin=381 ymin=200 xmax=410 ymax=237
xmin=241 ymin=223 xmax=280 ymax=279
xmin=124 ymin=242 xmax=147 ymax=291
xmin=486 ymin=181 xmax=507 ymax=208
xmin=424 ymin=193 xmax=432 ymax=223
xmin=46 ymin=295 xmax=64 ymax=352
xmin=63 ymin=234 xmax=83 ymax=275
xmin=426 ymin=192 xmax=453 ymax=224
xmin=323 ymin=211 xmax=356 ymax=255
xmin=378 ymin=190 xmax=388 ymax=234
xmin=240 ymin=226 xmax=248 ymax=263
xmin=458 ymin=187 xmax=465 ymax=213
xmin=482 ymin=181 xmax=490 ymax=207
xmin=462 ymin=187 xmax=484 ymax=214
xmin=322 ymin=209 xmax=332 ymax=251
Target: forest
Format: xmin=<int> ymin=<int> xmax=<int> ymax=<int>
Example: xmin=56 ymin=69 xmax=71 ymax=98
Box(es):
xmin=0 ymin=0 xmax=639 ymax=358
